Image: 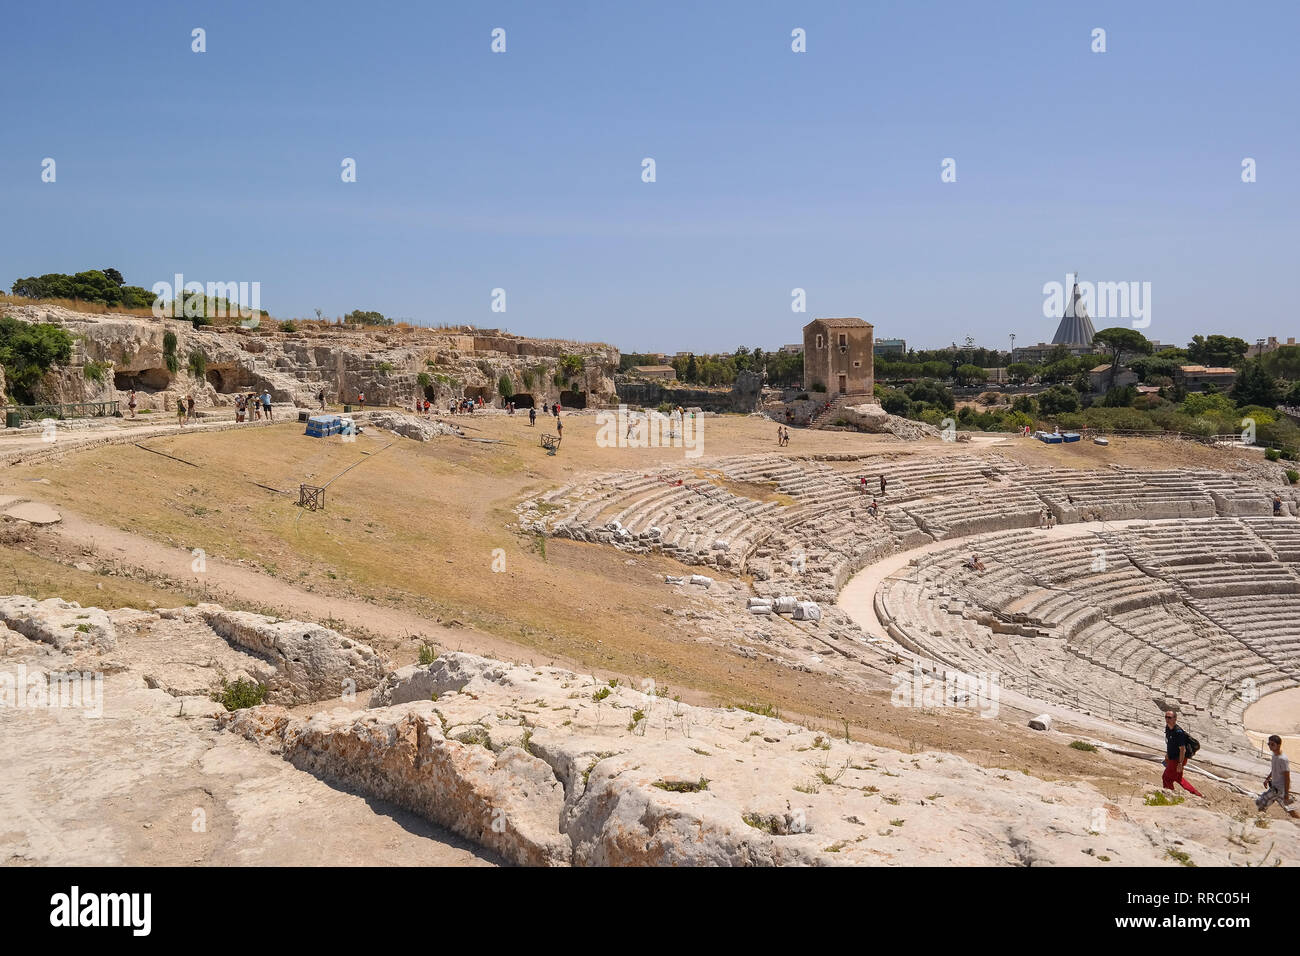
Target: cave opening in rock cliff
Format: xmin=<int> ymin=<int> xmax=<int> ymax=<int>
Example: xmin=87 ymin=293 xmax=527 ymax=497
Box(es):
xmin=507 ymin=393 xmax=534 ymax=408
xmin=114 ymin=368 xmax=172 ymax=392
xmin=560 ymin=390 xmax=587 ymax=409
xmin=205 ymin=365 xmax=255 ymax=393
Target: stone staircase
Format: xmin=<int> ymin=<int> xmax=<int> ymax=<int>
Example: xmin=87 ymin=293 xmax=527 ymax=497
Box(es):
xmin=808 ymin=392 xmax=870 ymax=429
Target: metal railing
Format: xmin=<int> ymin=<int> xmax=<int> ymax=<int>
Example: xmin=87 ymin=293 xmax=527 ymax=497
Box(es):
xmin=5 ymin=401 xmax=120 ymax=424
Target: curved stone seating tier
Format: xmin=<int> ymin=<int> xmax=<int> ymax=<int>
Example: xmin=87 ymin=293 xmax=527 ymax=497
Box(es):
xmin=1103 ymin=520 xmax=1274 ymax=568
xmin=1240 ymin=516 xmax=1300 ymax=562
xmin=872 ymin=515 xmax=1299 ymax=749
xmin=519 ymin=456 xmax=1293 ymax=748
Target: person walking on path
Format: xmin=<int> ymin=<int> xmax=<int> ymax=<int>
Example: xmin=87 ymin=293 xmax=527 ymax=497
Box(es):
xmin=186 ymin=395 xmax=195 ymax=423
xmin=880 ymin=474 xmax=887 ymax=496
xmin=318 ymin=388 xmax=326 ymax=411
xmin=1257 ymin=735 xmax=1300 ymax=818
xmin=128 ymin=389 xmax=137 ymax=420
xmin=176 ymin=400 xmax=186 ymax=428
xmin=529 ymin=406 xmax=536 ymax=426
xmin=1162 ymin=711 xmax=1203 ymax=797
xmin=261 ymin=391 xmax=273 ymax=421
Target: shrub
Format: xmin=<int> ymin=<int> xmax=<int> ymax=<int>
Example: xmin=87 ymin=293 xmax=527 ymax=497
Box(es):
xmin=1145 ymin=791 xmax=1184 ymax=806
xmin=881 ymin=390 xmax=910 ymax=416
xmin=1182 ymin=392 xmax=1235 ymax=417
xmin=730 ymin=702 xmax=779 ymax=718
xmin=1287 ymin=470 xmax=1299 ymax=485
xmin=0 ymin=318 xmax=75 ymax=402
xmin=559 ymin=354 xmax=585 ymax=378
xmin=83 ymin=360 xmax=108 ymax=383
xmin=652 ymin=777 xmax=709 ymax=793
xmin=1005 ymin=410 xmax=1033 ymax=430
xmin=416 ymin=372 xmax=431 ymax=388
xmin=417 ymin=644 xmax=437 ymax=665
xmin=1038 ymin=384 xmax=1080 ymax=416
xmin=280 ymin=320 xmax=298 ymax=332
xmin=344 ymin=309 xmax=392 ymax=326
xmin=1266 ymin=447 xmax=1281 ymax=462
xmin=498 ymin=374 xmax=513 ymax=398
xmin=905 ymin=379 xmax=954 ymax=411
xmin=213 ymin=678 xmax=267 ymax=711
xmin=187 ymin=350 xmax=207 ymax=379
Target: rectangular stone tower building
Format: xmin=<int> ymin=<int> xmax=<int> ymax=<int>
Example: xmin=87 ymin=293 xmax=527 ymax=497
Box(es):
xmin=802 ymin=317 xmax=874 ymax=395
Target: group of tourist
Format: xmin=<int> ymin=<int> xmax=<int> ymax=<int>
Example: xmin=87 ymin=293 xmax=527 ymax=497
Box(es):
xmin=1037 ymin=508 xmax=1057 ymax=529
xmin=1158 ymin=710 xmax=1297 ymax=819
xmin=859 ymin=474 xmax=887 ymax=496
xmin=776 ymin=425 xmax=791 ymax=446
xmin=448 ymin=396 xmax=484 ymax=414
xmin=233 ymin=391 xmax=273 ymax=423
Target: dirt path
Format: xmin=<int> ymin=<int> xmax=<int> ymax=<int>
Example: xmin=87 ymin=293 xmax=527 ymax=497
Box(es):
xmin=47 ymin=505 xmax=612 ymax=674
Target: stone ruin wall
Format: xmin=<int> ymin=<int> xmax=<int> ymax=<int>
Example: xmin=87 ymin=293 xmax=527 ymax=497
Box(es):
xmin=3 ymin=305 xmax=620 ymax=413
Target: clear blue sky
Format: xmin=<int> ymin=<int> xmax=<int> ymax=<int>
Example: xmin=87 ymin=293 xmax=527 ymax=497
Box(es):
xmin=3 ymin=0 xmax=1296 ymax=353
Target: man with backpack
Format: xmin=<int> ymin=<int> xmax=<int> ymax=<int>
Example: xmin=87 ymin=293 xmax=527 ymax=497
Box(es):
xmin=1163 ymin=710 xmax=1203 ymax=797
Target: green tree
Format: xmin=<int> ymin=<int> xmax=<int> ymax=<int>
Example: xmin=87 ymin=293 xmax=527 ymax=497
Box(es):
xmin=1092 ymin=327 xmax=1153 ymax=390
xmin=0 ymin=318 xmax=75 ymax=403
xmin=344 ymin=309 xmax=393 ymax=326
xmin=1232 ymin=360 xmax=1280 ymax=408
xmin=1187 ymin=334 xmax=1248 ymax=367
xmin=1007 ymin=362 xmax=1034 ymax=384
xmin=1038 ymin=384 xmax=1081 ymax=416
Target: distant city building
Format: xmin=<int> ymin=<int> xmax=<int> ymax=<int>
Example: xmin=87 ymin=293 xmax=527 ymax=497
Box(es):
xmin=803 ymin=317 xmax=873 ymax=395
xmin=1246 ymin=336 xmax=1298 ymax=359
xmin=1176 ymin=365 xmax=1237 ymax=391
xmin=1089 ymin=364 xmax=1139 ymax=393
xmin=631 ymin=365 xmax=677 ymax=381
xmin=779 ymin=343 xmax=803 ymax=354
xmin=1012 ymin=342 xmax=1097 ymax=362
xmin=873 ymin=338 xmax=906 ymax=358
